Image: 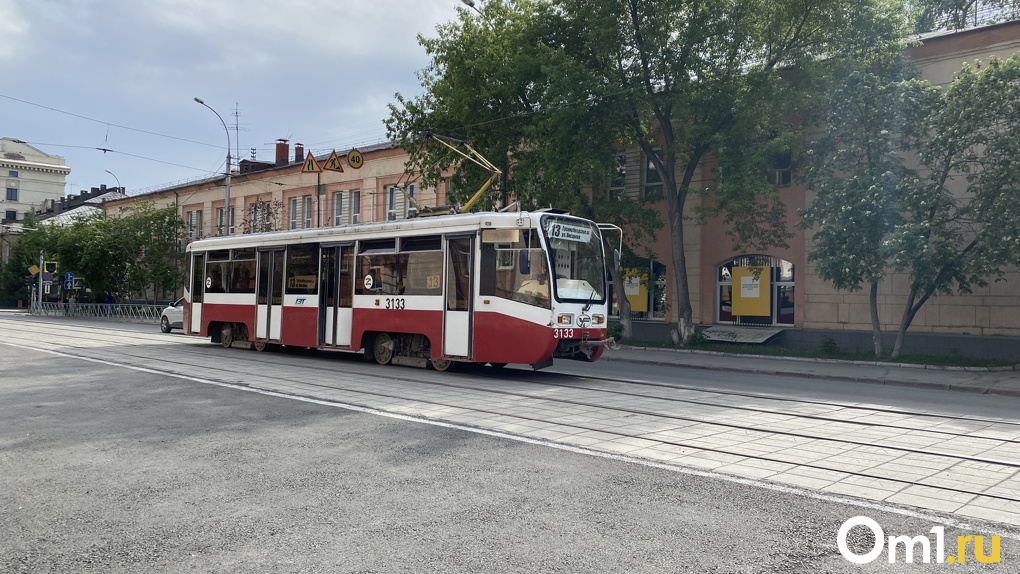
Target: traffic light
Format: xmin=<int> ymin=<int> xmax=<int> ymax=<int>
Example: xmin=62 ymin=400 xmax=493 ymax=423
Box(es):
xmin=44 ymin=261 xmax=57 ymax=273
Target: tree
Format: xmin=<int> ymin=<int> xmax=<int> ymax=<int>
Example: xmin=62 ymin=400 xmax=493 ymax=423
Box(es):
xmin=805 ymin=53 xmax=1020 ymax=357
xmin=802 ymin=57 xmax=931 ymax=356
xmin=533 ymin=0 xmax=908 ymax=344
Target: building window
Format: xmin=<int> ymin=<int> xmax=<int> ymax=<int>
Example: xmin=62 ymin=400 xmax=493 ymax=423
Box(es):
xmin=351 ymin=190 xmax=361 ymax=224
xmin=642 ymin=149 xmax=663 ymax=200
xmin=716 ymin=255 xmax=795 ymax=326
xmin=289 ymin=195 xmax=312 ymax=229
xmin=608 ymin=154 xmax=626 ymax=201
xmin=187 ymin=210 xmax=203 ymax=238
xmin=8 ymin=170 xmax=17 ymax=178
xmin=768 ymin=151 xmax=792 ymax=187
xmin=406 ymin=184 xmax=417 ymax=218
xmin=5 ymin=188 xmax=16 ymax=201
xmin=332 ymin=191 xmax=344 ymax=226
xmin=4 ymin=210 xmax=16 ymax=221
xmin=386 ymin=186 xmax=398 ymax=221
xmin=216 ymin=207 xmax=234 ymax=236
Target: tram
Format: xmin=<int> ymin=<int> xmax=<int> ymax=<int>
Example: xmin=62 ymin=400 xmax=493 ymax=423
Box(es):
xmin=183 ymin=209 xmax=611 ymax=370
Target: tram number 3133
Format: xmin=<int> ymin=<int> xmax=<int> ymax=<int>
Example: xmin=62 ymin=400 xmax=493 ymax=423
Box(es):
xmin=385 ymin=297 xmax=406 ymax=310
xmin=553 ymin=328 xmax=576 ymax=339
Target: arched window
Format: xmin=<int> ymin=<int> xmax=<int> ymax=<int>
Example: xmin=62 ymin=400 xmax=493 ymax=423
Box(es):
xmin=717 ymin=255 xmax=795 ymax=326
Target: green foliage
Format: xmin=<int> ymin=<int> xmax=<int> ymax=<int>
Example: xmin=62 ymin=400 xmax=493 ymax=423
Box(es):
xmin=389 ymin=0 xmax=910 ymax=345
xmin=685 ymin=330 xmax=709 ymax=347
xmin=910 ymin=0 xmax=1020 ymax=33
xmin=607 ymin=322 xmax=624 ymax=341
xmin=0 ymin=205 xmax=185 ymax=304
xmin=805 ymin=51 xmax=1020 ymax=356
xmin=819 ymin=336 xmax=840 ymax=356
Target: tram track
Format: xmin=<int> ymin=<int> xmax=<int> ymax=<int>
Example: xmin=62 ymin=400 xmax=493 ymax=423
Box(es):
xmin=9 ymin=317 xmax=1020 ymax=445
xmin=5 ymin=317 xmax=1020 ymax=509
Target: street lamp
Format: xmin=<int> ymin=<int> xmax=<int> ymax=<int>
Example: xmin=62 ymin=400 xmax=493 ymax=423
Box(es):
xmin=460 ymin=0 xmax=482 ymax=15
xmin=104 ymin=169 xmax=123 ymax=193
xmin=194 ymin=97 xmax=232 ymax=236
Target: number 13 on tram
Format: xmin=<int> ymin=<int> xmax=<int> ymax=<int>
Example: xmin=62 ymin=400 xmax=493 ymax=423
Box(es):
xmin=183 ymin=210 xmax=612 ymax=371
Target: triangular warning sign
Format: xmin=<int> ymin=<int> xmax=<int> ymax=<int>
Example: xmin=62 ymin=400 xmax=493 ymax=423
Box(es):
xmin=322 ymin=150 xmax=345 ymax=172
xmin=301 ymin=151 xmax=322 ymax=173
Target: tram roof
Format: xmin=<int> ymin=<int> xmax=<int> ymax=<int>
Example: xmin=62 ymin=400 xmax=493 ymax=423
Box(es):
xmin=186 ymin=209 xmax=593 ymax=252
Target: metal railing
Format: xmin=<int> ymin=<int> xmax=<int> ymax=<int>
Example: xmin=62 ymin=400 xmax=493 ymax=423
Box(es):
xmin=31 ymin=302 xmax=164 ymax=323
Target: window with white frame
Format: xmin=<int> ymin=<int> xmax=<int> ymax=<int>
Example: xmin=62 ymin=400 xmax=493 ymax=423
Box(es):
xmin=289 ymin=195 xmax=312 ymax=229
xmin=332 ymin=191 xmax=343 ymax=226
xmin=249 ymin=202 xmax=269 ymax=233
xmin=386 ymin=186 xmax=398 ymax=221
xmin=8 ymin=170 xmax=17 ymax=178
xmin=351 ymin=190 xmax=361 ymax=224
xmin=5 ymin=188 xmax=16 ymax=201
xmin=642 ymin=148 xmax=663 ymax=200
xmin=187 ymin=210 xmax=203 ymax=238
xmin=215 ymin=207 xmax=234 ymax=236
xmin=406 ymin=184 xmax=417 ymax=218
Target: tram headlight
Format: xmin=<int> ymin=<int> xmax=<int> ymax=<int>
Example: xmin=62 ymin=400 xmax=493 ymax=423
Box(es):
xmin=556 ymin=313 xmax=573 ymax=325
xmin=592 ymin=314 xmax=605 ymax=325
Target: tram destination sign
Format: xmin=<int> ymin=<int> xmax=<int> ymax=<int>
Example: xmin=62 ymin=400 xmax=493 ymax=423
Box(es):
xmin=547 ymin=222 xmax=592 ymax=243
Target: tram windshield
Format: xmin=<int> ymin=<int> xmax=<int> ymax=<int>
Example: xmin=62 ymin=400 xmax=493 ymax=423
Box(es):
xmin=541 ymin=216 xmax=606 ymax=303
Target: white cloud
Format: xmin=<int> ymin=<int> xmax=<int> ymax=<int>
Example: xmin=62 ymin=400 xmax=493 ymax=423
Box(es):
xmin=0 ymin=0 xmax=31 ymax=61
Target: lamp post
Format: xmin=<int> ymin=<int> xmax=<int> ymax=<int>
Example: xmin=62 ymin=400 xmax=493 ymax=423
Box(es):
xmin=460 ymin=0 xmax=482 ymax=15
xmin=104 ymin=169 xmax=122 ymax=193
xmin=194 ymin=97 xmax=232 ymax=236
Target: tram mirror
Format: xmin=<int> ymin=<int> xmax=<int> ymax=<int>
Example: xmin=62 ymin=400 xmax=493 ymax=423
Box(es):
xmin=518 ymin=250 xmax=530 ymax=275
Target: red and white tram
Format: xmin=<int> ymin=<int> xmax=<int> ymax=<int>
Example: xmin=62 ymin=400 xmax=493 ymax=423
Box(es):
xmin=183 ymin=210 xmax=611 ymax=370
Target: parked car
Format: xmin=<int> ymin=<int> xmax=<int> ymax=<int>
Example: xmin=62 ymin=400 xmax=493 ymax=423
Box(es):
xmin=160 ymin=298 xmax=184 ymax=333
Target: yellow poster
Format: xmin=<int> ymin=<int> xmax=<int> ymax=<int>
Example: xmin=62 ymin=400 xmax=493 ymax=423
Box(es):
xmin=732 ymin=266 xmax=770 ymax=316
xmin=623 ymin=276 xmax=647 ymax=312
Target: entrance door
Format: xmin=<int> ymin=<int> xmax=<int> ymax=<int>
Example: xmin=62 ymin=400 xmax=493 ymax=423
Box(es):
xmin=443 ymin=236 xmax=473 ymax=358
xmin=189 ymin=252 xmax=205 ymax=334
xmin=319 ymin=244 xmax=354 ymax=347
xmin=255 ymin=249 xmax=285 ymax=341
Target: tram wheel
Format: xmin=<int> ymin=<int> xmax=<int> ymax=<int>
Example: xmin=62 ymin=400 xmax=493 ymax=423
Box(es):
xmin=252 ymin=340 xmax=268 ymax=352
xmin=489 ymin=362 xmax=507 ymax=369
xmin=429 ymin=358 xmax=455 ymax=372
xmin=220 ymin=324 xmax=234 ymax=348
xmin=373 ymin=333 xmax=394 ymax=365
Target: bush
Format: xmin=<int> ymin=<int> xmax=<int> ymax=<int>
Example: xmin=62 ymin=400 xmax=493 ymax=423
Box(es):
xmin=686 ymin=330 xmax=709 ymax=347
xmin=607 ymin=322 xmax=624 ymax=341
xmin=819 ymin=336 xmax=840 ymax=356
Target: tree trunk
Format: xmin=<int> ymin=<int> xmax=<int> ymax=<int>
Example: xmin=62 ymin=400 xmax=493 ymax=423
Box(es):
xmin=607 ymin=257 xmax=632 ymax=340
xmin=666 ymin=183 xmax=694 ymax=346
xmin=891 ymin=286 xmax=919 ymax=359
xmin=868 ymin=280 xmax=883 ymax=357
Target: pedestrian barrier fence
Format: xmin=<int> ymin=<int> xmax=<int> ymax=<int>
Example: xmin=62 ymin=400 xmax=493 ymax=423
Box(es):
xmin=31 ymin=302 xmax=164 ymax=323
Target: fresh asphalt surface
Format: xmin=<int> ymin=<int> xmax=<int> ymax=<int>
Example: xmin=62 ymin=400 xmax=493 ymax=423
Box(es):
xmin=1 ymin=319 xmax=1016 ymax=572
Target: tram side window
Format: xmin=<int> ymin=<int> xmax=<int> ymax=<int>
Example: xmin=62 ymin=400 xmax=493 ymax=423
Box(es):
xmin=286 ymin=244 xmax=319 ymax=295
xmin=479 ymin=231 xmax=550 ymax=309
xmin=230 ymin=248 xmax=256 ymax=294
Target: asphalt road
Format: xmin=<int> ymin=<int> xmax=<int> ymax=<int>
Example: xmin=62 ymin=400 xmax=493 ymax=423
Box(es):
xmin=1 ymin=319 xmax=1016 ymax=572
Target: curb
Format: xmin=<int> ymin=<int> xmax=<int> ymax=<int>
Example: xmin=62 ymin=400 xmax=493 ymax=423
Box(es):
xmin=601 ymin=353 xmax=1020 ymax=399
xmin=614 ymin=345 xmax=1020 ymax=372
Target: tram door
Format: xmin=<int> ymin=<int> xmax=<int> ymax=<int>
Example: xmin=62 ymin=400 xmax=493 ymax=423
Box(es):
xmin=443 ymin=236 xmax=474 ymax=357
xmin=255 ymin=248 xmax=285 ymax=341
xmin=189 ymin=252 xmax=205 ymax=334
xmin=319 ymin=244 xmax=354 ymax=347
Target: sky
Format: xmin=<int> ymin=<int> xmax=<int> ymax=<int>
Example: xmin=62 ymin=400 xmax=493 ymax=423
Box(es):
xmin=0 ymin=0 xmax=461 ymax=196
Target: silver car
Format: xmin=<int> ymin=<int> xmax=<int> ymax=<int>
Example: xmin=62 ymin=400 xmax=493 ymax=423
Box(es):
xmin=160 ymin=298 xmax=184 ymax=333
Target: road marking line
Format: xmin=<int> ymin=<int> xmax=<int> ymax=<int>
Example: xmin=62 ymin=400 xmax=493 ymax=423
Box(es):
xmin=3 ymin=339 xmax=1018 ymax=538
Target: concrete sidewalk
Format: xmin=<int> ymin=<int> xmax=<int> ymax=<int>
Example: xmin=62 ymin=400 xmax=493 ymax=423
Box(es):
xmin=601 ymin=345 xmax=1020 ymax=397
